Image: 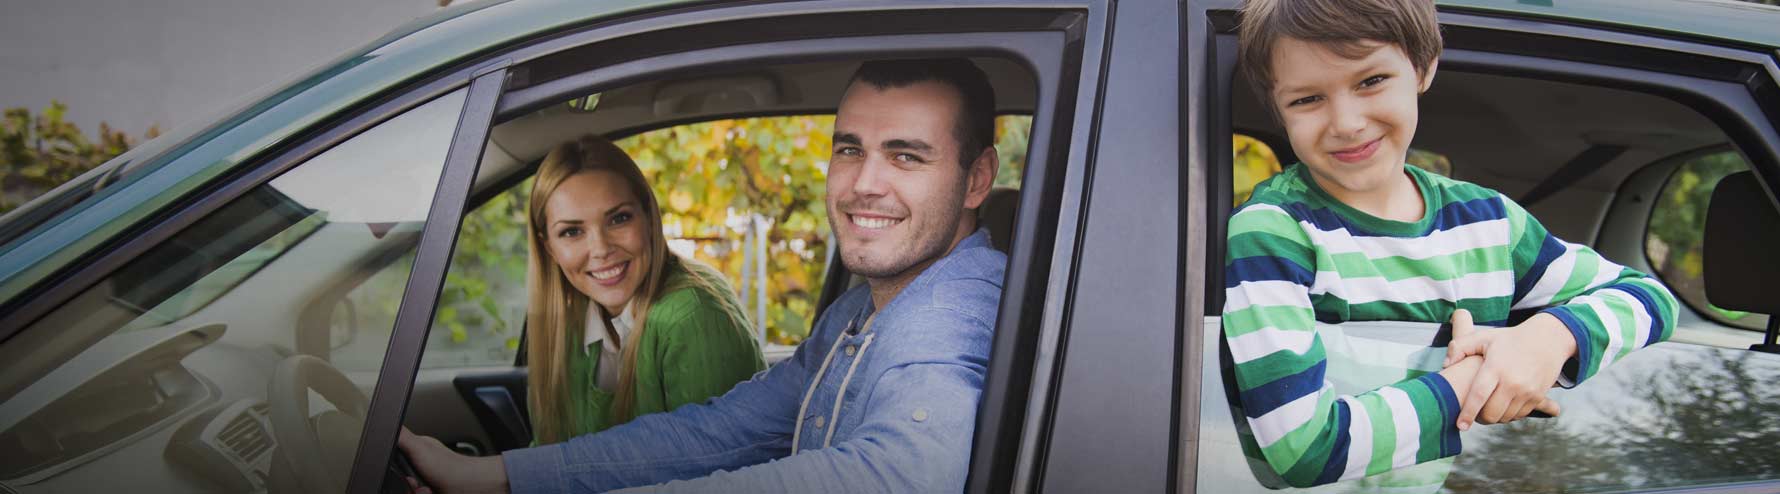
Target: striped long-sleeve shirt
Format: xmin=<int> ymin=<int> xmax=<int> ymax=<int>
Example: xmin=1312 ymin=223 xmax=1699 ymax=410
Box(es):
xmin=1223 ymin=163 xmax=1679 ymax=488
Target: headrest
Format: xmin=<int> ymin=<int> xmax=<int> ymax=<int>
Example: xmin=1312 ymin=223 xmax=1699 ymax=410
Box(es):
xmin=977 ymin=187 xmax=1020 ymax=253
xmin=1704 ymin=170 xmax=1780 ymax=314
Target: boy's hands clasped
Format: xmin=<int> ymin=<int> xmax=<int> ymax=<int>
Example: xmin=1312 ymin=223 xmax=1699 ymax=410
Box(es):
xmin=1441 ymin=309 xmax=1575 ymax=430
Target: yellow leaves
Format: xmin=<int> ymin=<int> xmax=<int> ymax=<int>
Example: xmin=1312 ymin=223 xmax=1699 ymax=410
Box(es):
xmin=668 ymin=189 xmax=695 ymax=213
xmin=1233 ymin=134 xmax=1283 ymax=206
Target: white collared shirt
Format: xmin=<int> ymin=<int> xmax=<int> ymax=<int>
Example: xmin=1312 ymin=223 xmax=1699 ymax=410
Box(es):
xmin=584 ymin=303 xmax=635 ymax=392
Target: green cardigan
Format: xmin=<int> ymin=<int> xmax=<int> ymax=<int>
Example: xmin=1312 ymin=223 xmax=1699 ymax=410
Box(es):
xmin=557 ymin=265 xmax=765 ymax=439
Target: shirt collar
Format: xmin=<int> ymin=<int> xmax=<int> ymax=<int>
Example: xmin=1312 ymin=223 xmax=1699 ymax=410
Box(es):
xmin=584 ymin=302 xmax=636 ymax=353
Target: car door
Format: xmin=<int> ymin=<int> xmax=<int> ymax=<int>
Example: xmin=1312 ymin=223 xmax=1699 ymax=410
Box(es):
xmin=1183 ymin=1 xmax=1780 ymax=493
xmin=332 ymin=2 xmax=1108 ymax=493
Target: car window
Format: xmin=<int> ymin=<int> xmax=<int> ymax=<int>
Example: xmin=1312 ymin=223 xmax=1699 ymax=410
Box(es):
xmin=0 ymin=88 xmax=467 ymax=493
xmin=1645 ymin=150 xmax=1769 ymax=333
xmin=1213 ymin=64 xmax=1780 ymax=494
xmin=397 ymin=114 xmax=1035 ymax=370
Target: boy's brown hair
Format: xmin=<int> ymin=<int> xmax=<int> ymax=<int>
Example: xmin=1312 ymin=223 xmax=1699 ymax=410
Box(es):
xmin=1238 ymin=0 xmax=1443 ymax=100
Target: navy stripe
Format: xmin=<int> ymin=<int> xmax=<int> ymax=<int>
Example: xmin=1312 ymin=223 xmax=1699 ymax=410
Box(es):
xmin=1239 ymin=360 xmax=1326 ymax=419
xmin=1226 ymin=256 xmax=1315 ymax=288
xmin=1314 ymin=401 xmax=1352 ymax=485
xmin=1545 ymin=307 xmax=1594 ymax=384
xmin=1424 ymin=374 xmax=1464 ymax=457
xmin=1276 ymin=197 xmax=1506 ymax=238
xmin=1513 ymin=234 xmax=1566 ymax=304
xmin=1430 ymin=197 xmax=1508 ymax=233
xmin=1609 ymin=284 xmax=1668 ymax=348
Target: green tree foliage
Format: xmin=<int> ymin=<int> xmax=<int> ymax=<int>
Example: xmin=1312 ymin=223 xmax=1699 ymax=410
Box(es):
xmin=1 ymin=101 xmax=156 ymax=214
xmin=1645 ymin=151 xmax=1764 ymax=329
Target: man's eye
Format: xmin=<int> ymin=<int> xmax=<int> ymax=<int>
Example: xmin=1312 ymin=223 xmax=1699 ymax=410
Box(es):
xmin=1286 ymin=95 xmax=1321 ymax=107
xmin=835 ymin=147 xmax=863 ymax=158
xmin=1359 ymin=75 xmax=1389 ymax=88
xmin=609 ymin=212 xmax=633 ymax=226
xmin=893 ymin=153 xmax=924 ymax=164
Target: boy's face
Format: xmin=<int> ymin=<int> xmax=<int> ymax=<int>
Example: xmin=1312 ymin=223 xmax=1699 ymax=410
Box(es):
xmin=1269 ymin=37 xmax=1436 ymax=196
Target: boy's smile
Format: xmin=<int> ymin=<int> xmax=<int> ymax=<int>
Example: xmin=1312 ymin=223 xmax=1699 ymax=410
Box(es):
xmin=1270 ymin=36 xmax=1437 ymax=219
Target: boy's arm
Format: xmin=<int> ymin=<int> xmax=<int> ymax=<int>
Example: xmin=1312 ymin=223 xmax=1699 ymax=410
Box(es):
xmin=1505 ymin=196 xmax=1680 ymax=385
xmin=1224 ymin=205 xmax=1464 ymax=488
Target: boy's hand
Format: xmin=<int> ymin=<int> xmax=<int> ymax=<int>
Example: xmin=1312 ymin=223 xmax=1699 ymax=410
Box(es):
xmin=1442 ymin=311 xmax=1576 ymax=430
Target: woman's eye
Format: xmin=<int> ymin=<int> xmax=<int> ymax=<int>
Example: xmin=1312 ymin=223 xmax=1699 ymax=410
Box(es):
xmin=609 ymin=211 xmax=634 ymax=226
xmin=557 ymin=227 xmax=582 ymax=238
xmin=1359 ymin=75 xmax=1389 ymax=88
xmin=1286 ymin=95 xmax=1321 ymax=107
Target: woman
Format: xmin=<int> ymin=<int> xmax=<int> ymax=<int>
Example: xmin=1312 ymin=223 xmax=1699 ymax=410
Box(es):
xmin=525 ymin=135 xmax=764 ymax=444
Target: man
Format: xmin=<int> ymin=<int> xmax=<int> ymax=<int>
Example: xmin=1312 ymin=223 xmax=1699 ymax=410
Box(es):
xmin=400 ymin=58 xmax=1008 ymax=493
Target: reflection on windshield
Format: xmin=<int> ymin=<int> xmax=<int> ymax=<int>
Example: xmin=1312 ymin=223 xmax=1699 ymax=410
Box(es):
xmin=120 ymin=214 xmax=324 ymax=332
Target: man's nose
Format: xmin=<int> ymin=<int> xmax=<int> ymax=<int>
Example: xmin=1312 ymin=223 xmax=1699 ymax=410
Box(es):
xmin=851 ymin=155 xmax=891 ymax=197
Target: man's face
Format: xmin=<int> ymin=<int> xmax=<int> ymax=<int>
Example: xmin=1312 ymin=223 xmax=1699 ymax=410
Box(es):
xmin=826 ymin=80 xmax=986 ymax=281
xmin=1270 ymin=37 xmax=1436 ymax=196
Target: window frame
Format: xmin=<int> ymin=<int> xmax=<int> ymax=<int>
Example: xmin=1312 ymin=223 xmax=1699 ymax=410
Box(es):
xmin=1188 ymin=2 xmax=1780 ymax=493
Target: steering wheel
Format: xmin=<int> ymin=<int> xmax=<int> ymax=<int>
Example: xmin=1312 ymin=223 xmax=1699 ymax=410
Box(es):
xmin=269 ymin=354 xmax=370 ymax=493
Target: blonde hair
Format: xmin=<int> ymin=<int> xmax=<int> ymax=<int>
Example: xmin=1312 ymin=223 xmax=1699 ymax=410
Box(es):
xmin=524 ymin=135 xmax=750 ymax=444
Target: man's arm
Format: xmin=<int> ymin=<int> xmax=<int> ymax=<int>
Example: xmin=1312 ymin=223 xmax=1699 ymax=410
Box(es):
xmin=1504 ymin=196 xmax=1679 ymax=385
xmin=499 ymin=323 xmax=824 ymax=493
xmin=1224 ymin=204 xmax=1464 ymax=488
xmin=605 ymin=306 xmax=992 ymax=493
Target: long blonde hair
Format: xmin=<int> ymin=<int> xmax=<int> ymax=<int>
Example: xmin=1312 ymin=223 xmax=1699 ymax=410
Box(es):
xmin=525 ymin=135 xmax=750 ymax=444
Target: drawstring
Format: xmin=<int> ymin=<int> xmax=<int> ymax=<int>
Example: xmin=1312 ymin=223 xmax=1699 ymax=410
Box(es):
xmin=791 ymin=318 xmax=853 ymax=454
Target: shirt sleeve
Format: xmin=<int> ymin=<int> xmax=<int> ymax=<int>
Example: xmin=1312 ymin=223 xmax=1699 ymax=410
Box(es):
xmin=1223 ymin=204 xmax=1463 ymax=488
xmin=501 ymin=319 xmax=813 ymax=494
xmin=609 ymin=306 xmax=989 ymax=494
xmin=1504 ymin=195 xmax=1680 ymax=386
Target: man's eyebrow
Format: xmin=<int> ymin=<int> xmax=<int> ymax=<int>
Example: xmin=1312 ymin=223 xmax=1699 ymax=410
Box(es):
xmin=834 ymin=132 xmax=862 ymax=146
xmin=884 ymin=139 xmax=935 ymax=153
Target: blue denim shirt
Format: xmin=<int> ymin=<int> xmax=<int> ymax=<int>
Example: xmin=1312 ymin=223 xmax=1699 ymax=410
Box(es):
xmin=503 ymin=229 xmax=1006 ymax=493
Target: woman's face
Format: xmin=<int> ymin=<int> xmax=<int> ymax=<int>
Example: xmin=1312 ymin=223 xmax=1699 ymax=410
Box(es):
xmin=542 ymin=170 xmax=651 ymax=315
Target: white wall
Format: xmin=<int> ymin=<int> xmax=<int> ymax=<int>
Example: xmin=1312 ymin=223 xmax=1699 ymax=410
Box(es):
xmin=0 ymin=0 xmax=441 ymax=139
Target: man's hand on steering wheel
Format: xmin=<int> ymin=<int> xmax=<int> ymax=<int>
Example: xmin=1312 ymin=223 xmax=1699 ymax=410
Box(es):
xmin=397 ymin=427 xmax=510 ymax=494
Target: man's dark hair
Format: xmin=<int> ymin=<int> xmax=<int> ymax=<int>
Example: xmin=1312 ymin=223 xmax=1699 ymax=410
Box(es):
xmin=848 ymin=58 xmax=997 ymax=168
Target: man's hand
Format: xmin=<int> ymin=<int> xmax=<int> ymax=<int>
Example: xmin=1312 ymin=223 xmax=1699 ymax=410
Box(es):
xmin=1442 ymin=310 xmax=1573 ymax=430
xmin=398 ymin=427 xmax=510 ymax=494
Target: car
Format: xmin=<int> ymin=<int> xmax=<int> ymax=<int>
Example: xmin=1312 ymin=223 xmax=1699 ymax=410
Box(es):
xmin=1 ymin=0 xmax=1777 ymax=493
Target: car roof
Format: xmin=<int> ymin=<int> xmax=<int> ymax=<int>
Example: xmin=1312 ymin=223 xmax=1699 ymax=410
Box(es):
xmin=1440 ymin=0 xmax=1780 ymax=50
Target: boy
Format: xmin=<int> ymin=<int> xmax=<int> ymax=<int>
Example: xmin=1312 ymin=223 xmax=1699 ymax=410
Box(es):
xmin=1224 ymin=0 xmax=1679 ymax=488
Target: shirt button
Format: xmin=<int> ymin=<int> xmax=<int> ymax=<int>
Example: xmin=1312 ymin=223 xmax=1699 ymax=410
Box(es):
xmin=814 ymin=416 xmax=826 ymax=429
xmin=845 ymin=345 xmax=857 ymax=356
xmin=912 ymin=409 xmax=929 ymax=422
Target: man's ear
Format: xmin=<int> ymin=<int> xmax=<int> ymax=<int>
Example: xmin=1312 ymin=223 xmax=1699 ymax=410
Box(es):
xmin=1419 ymin=58 xmax=1440 ymax=94
xmin=964 ymin=146 xmax=999 ymax=210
